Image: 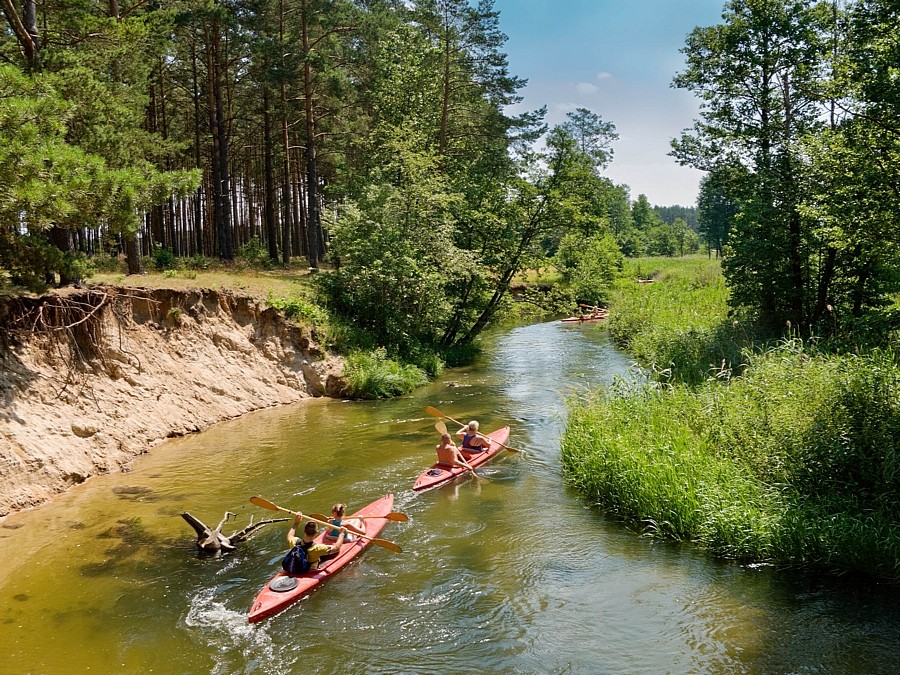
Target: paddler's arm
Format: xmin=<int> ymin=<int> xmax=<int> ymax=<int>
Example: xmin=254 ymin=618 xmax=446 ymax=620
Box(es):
xmin=287 ymin=513 xmax=303 ymax=545
xmin=342 ymin=519 xmax=366 ymax=536
xmin=454 ymin=450 xmax=477 ymax=474
xmin=326 ymin=529 xmax=346 ymax=554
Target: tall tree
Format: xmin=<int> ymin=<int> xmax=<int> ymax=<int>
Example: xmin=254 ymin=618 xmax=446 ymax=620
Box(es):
xmin=672 ymin=0 xmax=827 ymax=330
xmin=696 ymin=165 xmax=746 ymax=257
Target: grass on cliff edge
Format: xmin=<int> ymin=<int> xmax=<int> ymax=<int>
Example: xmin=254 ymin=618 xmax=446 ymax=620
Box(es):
xmin=89 ymin=267 xmax=315 ymax=304
xmin=89 ymin=267 xmax=431 ymax=399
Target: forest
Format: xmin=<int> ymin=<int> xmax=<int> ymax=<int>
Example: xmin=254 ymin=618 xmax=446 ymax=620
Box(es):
xmin=0 ymin=0 xmax=702 ymax=359
xmin=1 ymin=0 xmax=898 ymax=362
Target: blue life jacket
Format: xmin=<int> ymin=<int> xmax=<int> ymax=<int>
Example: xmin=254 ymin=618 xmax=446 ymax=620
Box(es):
xmin=462 ymin=433 xmax=485 ymax=451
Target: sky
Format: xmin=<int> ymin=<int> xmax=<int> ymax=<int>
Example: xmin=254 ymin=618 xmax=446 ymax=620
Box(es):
xmin=491 ymin=0 xmax=726 ymax=207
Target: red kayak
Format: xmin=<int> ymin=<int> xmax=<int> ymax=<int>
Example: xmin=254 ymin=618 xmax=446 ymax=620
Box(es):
xmin=247 ymin=494 xmax=394 ymax=623
xmin=412 ymin=426 xmax=511 ymax=492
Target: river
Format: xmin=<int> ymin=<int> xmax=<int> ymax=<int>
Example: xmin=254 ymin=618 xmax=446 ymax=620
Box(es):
xmin=2 ymin=319 xmax=899 ymax=674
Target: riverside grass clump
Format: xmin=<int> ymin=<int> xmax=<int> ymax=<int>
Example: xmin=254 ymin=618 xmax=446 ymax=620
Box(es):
xmin=607 ymin=256 xmax=756 ymax=385
xmin=341 ymin=348 xmax=429 ymax=399
xmin=561 ymin=344 xmax=900 ymax=578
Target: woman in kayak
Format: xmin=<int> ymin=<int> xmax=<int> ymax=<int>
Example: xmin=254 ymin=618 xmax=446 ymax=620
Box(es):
xmin=456 ymin=420 xmax=491 ymax=453
xmin=436 ymin=433 xmax=479 ymax=476
xmin=323 ymin=503 xmax=365 ymax=543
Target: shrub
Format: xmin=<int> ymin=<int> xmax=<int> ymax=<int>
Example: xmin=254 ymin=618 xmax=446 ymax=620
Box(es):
xmin=237 ymin=236 xmax=273 ymax=269
xmin=152 ymin=244 xmax=176 ymax=270
xmin=342 ymin=348 xmax=429 ymax=399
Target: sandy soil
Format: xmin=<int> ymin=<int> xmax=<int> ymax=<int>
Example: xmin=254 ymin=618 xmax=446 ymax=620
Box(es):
xmin=0 ymin=286 xmax=344 ymax=517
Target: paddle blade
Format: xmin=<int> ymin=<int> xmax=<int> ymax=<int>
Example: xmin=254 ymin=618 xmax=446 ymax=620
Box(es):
xmin=250 ymin=495 xmax=280 ymax=512
xmin=371 ymin=537 xmax=402 ymax=553
xmin=385 ymin=512 xmax=409 ymax=522
xmin=435 ymin=420 xmax=449 ymax=436
xmin=424 ymin=406 xmax=443 ymax=418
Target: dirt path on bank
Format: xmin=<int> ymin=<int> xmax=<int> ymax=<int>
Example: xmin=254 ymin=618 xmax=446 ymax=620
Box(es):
xmin=0 ymin=286 xmax=343 ymax=517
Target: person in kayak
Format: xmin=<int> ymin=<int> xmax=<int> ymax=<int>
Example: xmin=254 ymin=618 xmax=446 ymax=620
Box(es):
xmin=456 ymin=420 xmax=491 ymax=453
xmin=287 ymin=515 xmax=345 ymax=569
xmin=323 ymin=503 xmax=366 ymax=543
xmin=436 ymin=433 xmax=479 ymax=476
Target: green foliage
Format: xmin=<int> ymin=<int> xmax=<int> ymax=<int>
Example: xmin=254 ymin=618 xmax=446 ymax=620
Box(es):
xmin=562 ymin=343 xmax=900 ymax=577
xmin=341 ymin=348 xmax=429 ymax=399
xmin=554 ymin=231 xmax=623 ymax=307
xmin=0 ymin=63 xmax=199 ymax=286
xmin=152 ymin=245 xmax=176 ymax=271
xmin=319 ymin=127 xmax=465 ymax=353
xmin=673 ymin=0 xmax=900 ymax=335
xmin=183 ymin=255 xmax=214 ymax=271
xmin=607 ymin=257 xmax=752 ymax=384
xmin=267 ymin=294 xmax=328 ymax=327
xmin=236 ymin=237 xmax=274 ymax=269
xmin=90 ymin=252 xmax=123 ymax=274
xmin=440 ymin=340 xmax=481 ymax=368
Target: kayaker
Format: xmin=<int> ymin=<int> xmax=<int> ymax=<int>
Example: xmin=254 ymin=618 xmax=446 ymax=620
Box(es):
xmin=456 ymin=420 xmax=491 ymax=453
xmin=287 ymin=515 xmax=345 ymax=569
xmin=323 ymin=503 xmax=366 ymax=543
xmin=436 ymin=433 xmax=479 ymax=475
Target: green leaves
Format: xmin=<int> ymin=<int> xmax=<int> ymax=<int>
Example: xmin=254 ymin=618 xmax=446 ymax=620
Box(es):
xmin=0 ymin=63 xmax=199 ymax=287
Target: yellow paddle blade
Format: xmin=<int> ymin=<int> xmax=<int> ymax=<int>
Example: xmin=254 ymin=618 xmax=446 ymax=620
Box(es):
xmin=250 ymin=495 xmax=281 ymax=512
xmin=435 ymin=420 xmax=449 ymax=436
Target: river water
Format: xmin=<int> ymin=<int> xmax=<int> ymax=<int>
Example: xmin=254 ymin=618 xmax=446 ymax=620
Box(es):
xmin=2 ymin=319 xmax=899 ymax=674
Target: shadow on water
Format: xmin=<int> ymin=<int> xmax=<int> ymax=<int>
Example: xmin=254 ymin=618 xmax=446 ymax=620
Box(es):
xmin=2 ymin=319 xmax=900 ymax=674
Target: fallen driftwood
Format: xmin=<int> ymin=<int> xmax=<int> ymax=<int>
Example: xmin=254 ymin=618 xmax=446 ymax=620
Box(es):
xmin=181 ymin=511 xmax=289 ymax=554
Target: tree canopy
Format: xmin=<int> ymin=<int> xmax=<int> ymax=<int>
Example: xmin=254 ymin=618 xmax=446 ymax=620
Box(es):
xmin=674 ymin=0 xmax=900 ymax=335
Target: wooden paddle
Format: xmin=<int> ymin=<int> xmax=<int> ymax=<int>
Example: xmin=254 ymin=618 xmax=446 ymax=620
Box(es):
xmin=425 ymin=405 xmax=522 ymax=452
xmin=249 ymin=496 xmax=403 ymax=553
xmin=434 ymin=421 xmax=487 ymax=481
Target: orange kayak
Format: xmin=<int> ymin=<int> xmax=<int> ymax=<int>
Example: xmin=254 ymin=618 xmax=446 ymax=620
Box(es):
xmin=412 ymin=427 xmax=511 ymax=491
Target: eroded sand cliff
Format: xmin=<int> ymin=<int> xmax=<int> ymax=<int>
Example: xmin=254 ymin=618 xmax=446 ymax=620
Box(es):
xmin=0 ymin=286 xmax=344 ymax=517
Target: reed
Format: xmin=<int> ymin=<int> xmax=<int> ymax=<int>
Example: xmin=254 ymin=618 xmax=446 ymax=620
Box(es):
xmin=341 ymin=348 xmax=429 ymax=399
xmin=562 ymin=344 xmax=900 ymax=578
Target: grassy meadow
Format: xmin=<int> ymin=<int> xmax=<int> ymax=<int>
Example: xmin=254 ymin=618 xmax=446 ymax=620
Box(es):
xmin=562 ymin=256 xmax=900 ymax=579
xmin=606 ymin=256 xmax=757 ymax=384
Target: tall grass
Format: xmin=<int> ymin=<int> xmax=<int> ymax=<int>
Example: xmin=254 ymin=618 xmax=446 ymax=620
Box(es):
xmin=341 ymin=348 xmax=429 ymax=399
xmin=562 ymin=343 xmax=900 ymax=578
xmin=607 ymin=256 xmax=758 ymax=384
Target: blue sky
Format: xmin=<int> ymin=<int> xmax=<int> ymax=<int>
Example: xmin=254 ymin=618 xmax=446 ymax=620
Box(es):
xmin=491 ymin=0 xmax=726 ymax=206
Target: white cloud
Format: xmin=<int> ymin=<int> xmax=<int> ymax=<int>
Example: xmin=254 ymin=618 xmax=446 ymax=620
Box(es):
xmin=596 ymin=71 xmax=613 ymax=80
xmin=576 ymin=82 xmax=599 ymax=95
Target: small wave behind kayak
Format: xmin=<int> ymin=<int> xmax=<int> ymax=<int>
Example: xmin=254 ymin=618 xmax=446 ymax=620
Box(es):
xmin=184 ymin=587 xmax=294 ymax=675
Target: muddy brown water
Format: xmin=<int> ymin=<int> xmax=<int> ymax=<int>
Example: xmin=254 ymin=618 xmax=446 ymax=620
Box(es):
xmin=2 ymin=319 xmax=899 ymax=674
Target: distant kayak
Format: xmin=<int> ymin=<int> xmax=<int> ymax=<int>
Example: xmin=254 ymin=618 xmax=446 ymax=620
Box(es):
xmin=561 ymin=305 xmax=608 ymax=323
xmin=247 ymin=494 xmax=394 ymax=623
xmin=412 ymin=426 xmax=511 ymax=492
xmin=560 ymin=311 xmax=608 ymax=323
